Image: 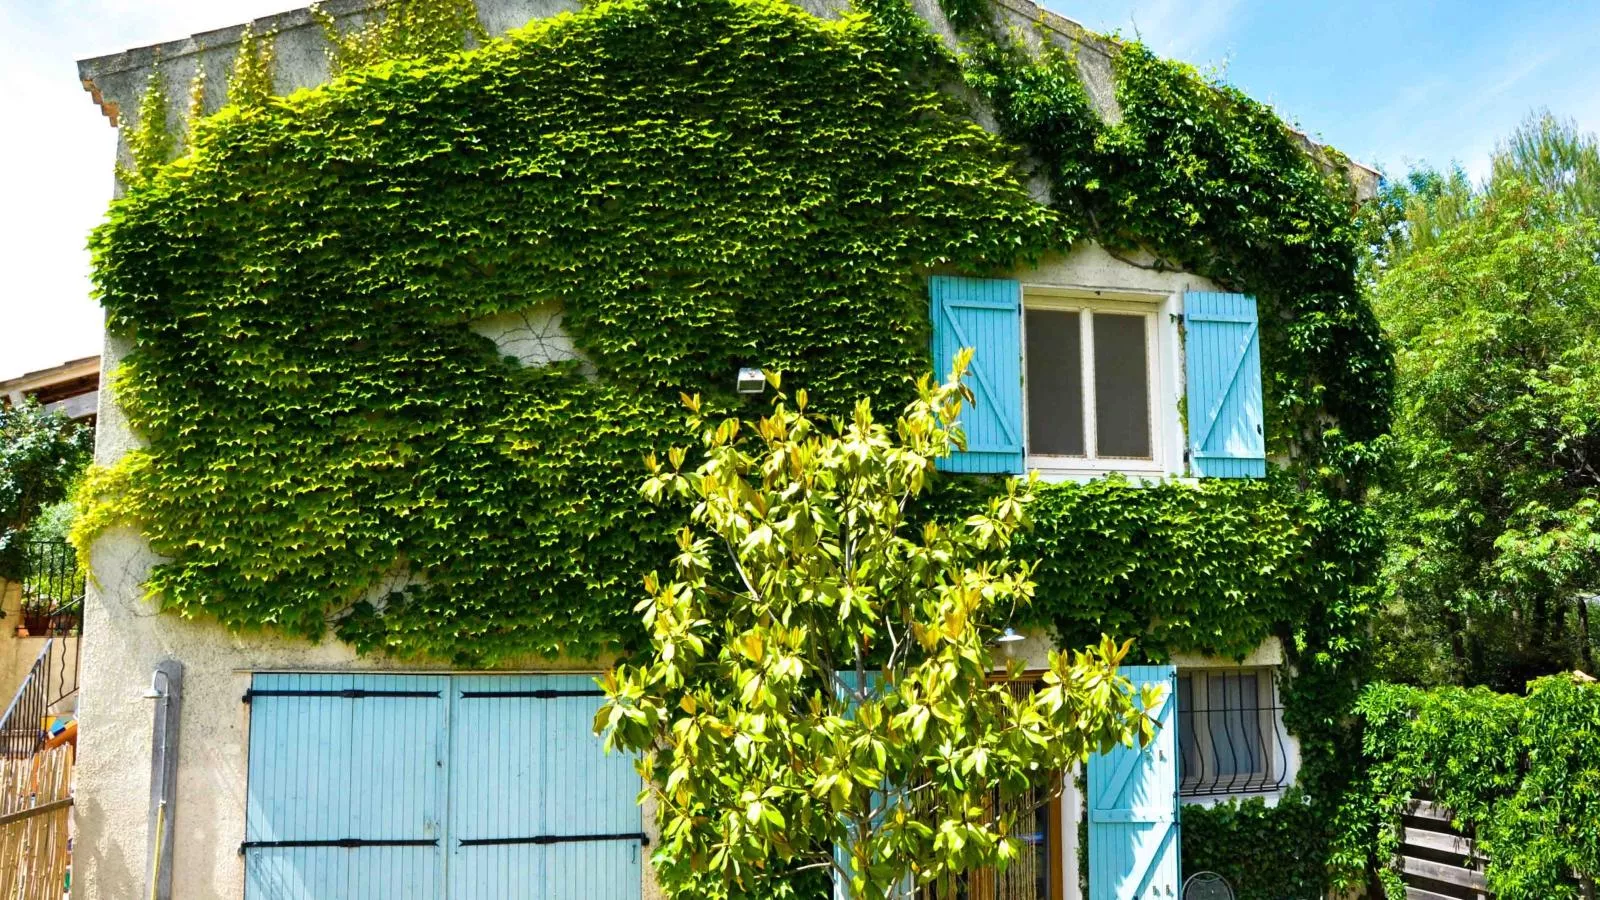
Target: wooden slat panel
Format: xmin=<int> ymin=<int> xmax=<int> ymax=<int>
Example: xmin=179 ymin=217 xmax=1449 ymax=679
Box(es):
xmin=1403 ymin=826 xmax=1483 ymax=860
xmin=1402 ymin=856 xmax=1488 ymax=890
xmin=1087 ymin=666 xmax=1179 ymax=900
xmin=1405 ymin=886 xmax=1470 ymax=900
xmin=930 ymin=276 xmax=1024 ymax=474
xmin=1405 ymin=799 xmax=1455 ymax=822
xmin=1184 ymin=292 xmax=1265 ymax=478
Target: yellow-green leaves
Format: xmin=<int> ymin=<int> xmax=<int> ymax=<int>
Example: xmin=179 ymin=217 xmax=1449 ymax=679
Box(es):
xmin=598 ymin=371 xmax=1150 ymax=899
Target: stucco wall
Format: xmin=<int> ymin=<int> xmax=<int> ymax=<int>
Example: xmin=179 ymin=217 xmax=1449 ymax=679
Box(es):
xmin=71 ymin=3 xmax=1245 ymax=899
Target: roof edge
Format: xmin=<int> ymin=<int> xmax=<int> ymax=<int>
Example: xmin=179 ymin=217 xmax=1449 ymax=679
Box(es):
xmin=75 ymin=0 xmax=1379 ymax=190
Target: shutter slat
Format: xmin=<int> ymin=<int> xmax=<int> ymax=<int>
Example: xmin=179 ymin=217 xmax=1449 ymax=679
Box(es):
xmin=930 ymin=276 xmax=1024 ymax=474
xmin=1184 ymin=292 xmax=1266 ymax=478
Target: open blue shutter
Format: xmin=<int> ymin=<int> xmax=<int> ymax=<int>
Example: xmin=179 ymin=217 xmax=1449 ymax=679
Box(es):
xmin=1184 ymin=293 xmax=1265 ymax=478
xmin=930 ymin=276 xmax=1024 ymax=474
xmin=1087 ymin=665 xmax=1180 ymax=900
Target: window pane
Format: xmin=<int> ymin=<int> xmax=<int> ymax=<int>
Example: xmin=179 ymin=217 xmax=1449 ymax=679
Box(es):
xmin=1025 ymin=309 xmax=1084 ymax=456
xmin=1093 ymin=313 xmax=1151 ymax=459
xmin=1177 ymin=675 xmax=1198 ymax=787
xmin=1208 ymin=673 xmax=1264 ymax=778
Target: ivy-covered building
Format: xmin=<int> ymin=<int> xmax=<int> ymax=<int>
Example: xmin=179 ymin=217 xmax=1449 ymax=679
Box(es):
xmin=72 ymin=0 xmax=1388 ymax=898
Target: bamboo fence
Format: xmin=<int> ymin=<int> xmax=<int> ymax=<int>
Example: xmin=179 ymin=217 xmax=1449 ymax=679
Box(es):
xmin=0 ymin=746 xmax=71 ymax=899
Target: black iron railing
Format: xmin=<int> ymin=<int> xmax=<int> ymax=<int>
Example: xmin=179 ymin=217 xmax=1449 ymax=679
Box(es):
xmin=0 ymin=639 xmax=74 ymax=759
xmin=19 ymin=541 xmax=83 ymax=637
xmin=1177 ymin=668 xmax=1291 ymax=797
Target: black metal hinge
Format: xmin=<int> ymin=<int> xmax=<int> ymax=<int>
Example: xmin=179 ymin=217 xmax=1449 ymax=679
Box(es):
xmin=242 ymin=688 xmax=442 ymax=704
xmin=459 ymin=832 xmax=649 ymax=848
xmin=239 ymin=838 xmax=438 ymax=854
xmin=458 ymin=689 xmax=605 ymax=699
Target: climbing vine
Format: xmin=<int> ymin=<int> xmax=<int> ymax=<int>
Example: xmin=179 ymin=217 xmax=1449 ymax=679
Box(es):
xmin=1334 ymin=678 xmax=1600 ymax=899
xmin=86 ymin=0 xmax=1386 ymax=791
xmin=87 ymin=0 xmax=1062 ymax=662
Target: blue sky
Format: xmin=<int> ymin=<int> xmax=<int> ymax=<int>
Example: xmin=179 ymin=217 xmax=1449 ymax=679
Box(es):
xmin=1052 ymin=0 xmax=1600 ymax=181
xmin=3 ymin=0 xmax=1598 ymax=377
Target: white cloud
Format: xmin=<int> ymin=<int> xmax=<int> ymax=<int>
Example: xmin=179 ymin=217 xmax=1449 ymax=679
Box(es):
xmin=0 ymin=0 xmax=297 ymax=379
xmin=1134 ymin=0 xmax=1240 ymax=62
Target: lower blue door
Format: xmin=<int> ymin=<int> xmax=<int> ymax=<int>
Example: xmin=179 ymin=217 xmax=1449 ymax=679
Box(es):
xmin=244 ymin=673 xmax=450 ymax=900
xmin=449 ymin=674 xmax=643 ymax=900
xmin=1086 ymin=665 xmax=1180 ymax=900
xmin=244 ymin=673 xmax=642 ymax=900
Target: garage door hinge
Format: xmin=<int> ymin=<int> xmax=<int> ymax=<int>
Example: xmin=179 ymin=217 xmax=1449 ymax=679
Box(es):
xmin=238 ymin=838 xmax=439 ymax=855
xmin=458 ymin=832 xmax=649 ymax=847
xmin=242 ymin=688 xmax=442 ymax=704
xmin=457 ymin=689 xmax=606 ymax=699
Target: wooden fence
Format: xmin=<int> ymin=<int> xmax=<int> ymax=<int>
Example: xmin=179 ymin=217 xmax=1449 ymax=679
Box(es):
xmin=0 ymin=747 xmax=72 ymax=899
xmin=1399 ymin=799 xmax=1597 ymax=900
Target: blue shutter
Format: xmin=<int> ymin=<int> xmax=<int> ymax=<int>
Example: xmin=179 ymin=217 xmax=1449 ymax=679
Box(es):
xmin=448 ymin=674 xmax=643 ymax=900
xmin=244 ymin=673 xmax=449 ymax=900
xmin=536 ymin=675 xmax=645 ymax=900
xmin=832 ymin=673 xmax=905 ymax=900
xmin=245 ymin=673 xmax=643 ymax=900
xmin=930 ymin=276 xmax=1024 ymax=474
xmin=1087 ymin=665 xmax=1180 ymax=900
xmin=1184 ymin=293 xmax=1265 ymax=478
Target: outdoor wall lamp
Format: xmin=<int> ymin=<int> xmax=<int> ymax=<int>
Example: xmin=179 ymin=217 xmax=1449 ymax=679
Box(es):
xmin=994 ymin=627 xmax=1026 ymax=658
xmin=736 ymin=367 xmax=765 ymax=395
xmin=142 ymin=669 xmax=170 ymax=700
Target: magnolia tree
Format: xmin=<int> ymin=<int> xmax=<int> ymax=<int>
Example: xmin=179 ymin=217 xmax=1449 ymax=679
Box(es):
xmin=597 ymin=352 xmax=1156 ymax=899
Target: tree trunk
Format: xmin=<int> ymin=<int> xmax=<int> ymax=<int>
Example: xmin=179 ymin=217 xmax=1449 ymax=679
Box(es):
xmin=1580 ymin=596 xmax=1596 ymax=675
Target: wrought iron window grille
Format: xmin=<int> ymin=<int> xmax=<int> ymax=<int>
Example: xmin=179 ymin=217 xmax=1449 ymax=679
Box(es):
xmin=1176 ymin=668 xmax=1290 ymax=798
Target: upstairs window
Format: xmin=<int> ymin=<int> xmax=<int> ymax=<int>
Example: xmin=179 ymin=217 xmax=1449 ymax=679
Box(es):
xmin=1023 ymin=297 xmax=1163 ymax=474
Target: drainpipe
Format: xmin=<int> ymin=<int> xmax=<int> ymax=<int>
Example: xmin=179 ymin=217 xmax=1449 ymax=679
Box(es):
xmin=144 ymin=660 xmax=183 ymax=900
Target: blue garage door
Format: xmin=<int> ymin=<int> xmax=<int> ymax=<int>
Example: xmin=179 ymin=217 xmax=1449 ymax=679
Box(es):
xmin=243 ymin=673 xmax=642 ymax=900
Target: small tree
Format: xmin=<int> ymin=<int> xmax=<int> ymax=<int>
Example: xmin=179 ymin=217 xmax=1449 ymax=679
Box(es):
xmin=598 ymin=354 xmax=1155 ymax=899
xmin=0 ymin=400 xmax=92 ymax=584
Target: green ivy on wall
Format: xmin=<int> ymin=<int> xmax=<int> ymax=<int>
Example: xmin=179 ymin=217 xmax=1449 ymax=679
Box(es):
xmin=86 ymin=0 xmax=1062 ymax=662
xmin=86 ymin=0 xmax=1385 ymax=710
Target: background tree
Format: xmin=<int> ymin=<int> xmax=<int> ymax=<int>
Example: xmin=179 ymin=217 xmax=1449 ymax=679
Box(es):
xmin=1370 ymin=167 xmax=1600 ymax=688
xmin=0 ymin=400 xmax=92 ymax=585
xmin=598 ymin=358 xmax=1155 ymax=899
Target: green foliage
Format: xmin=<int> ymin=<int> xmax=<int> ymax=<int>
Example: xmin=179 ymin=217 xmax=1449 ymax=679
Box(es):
xmin=87 ymin=0 xmax=1380 ymax=688
xmin=1018 ymin=476 xmax=1376 ymax=663
xmin=1181 ymin=793 xmax=1328 ymax=900
xmin=313 ymin=0 xmax=488 ymax=74
xmin=118 ymin=70 xmax=175 ymax=186
xmin=87 ymin=0 xmax=1059 ymax=662
xmin=599 ymin=364 xmax=1154 ymax=898
xmin=0 ymin=401 xmax=92 ymax=582
xmin=228 ymin=24 xmax=278 ymax=108
xmin=1335 ymin=677 xmax=1600 ymax=898
xmin=954 ymin=24 xmax=1391 ymax=484
xmin=1373 ymin=181 xmax=1600 ymax=688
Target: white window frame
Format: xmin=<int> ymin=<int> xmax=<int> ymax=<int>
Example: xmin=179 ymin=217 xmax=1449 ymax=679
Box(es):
xmin=1020 ymin=287 xmax=1179 ymax=479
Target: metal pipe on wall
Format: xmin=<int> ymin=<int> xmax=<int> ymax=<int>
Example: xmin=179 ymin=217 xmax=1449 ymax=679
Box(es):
xmin=145 ymin=659 xmax=183 ymax=900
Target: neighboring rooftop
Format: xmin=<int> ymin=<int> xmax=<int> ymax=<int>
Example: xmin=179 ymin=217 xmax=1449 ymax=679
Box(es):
xmin=0 ymin=356 xmax=102 ymax=423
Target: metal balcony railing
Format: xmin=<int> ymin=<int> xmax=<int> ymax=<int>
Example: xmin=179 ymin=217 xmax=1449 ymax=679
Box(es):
xmin=19 ymin=541 xmax=82 ymax=637
xmin=0 ymin=639 xmax=76 ymax=759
